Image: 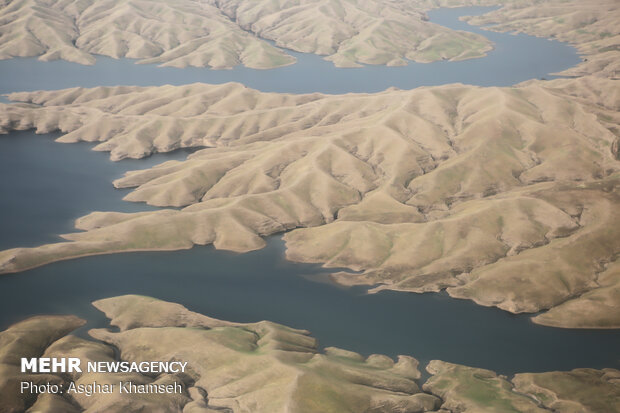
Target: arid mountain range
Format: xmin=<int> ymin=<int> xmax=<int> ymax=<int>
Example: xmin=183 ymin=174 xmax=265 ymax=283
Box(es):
xmin=0 ymin=0 xmax=494 ymax=68
xmin=0 ymin=74 xmax=618 ymax=328
xmin=1 ymin=1 xmax=619 ymax=412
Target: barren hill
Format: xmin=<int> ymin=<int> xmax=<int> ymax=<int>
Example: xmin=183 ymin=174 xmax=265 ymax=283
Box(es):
xmin=465 ymin=0 xmax=620 ymax=78
xmin=1 ymin=0 xmax=617 ymax=74
xmin=2 ymin=295 xmax=618 ymax=412
xmin=0 ymin=0 xmax=493 ymax=69
xmin=0 ymin=77 xmax=618 ymax=328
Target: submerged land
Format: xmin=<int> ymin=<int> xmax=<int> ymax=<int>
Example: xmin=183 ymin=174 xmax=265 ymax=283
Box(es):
xmin=1 ymin=295 xmax=618 ymax=412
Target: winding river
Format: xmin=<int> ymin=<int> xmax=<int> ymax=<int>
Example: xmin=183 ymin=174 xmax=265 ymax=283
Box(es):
xmin=1 ymin=7 xmax=618 ymax=376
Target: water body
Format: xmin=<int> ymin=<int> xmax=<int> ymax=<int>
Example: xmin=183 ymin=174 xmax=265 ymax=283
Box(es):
xmin=0 ymin=7 xmax=580 ymax=95
xmin=2 ymin=135 xmax=619 ymax=375
xmin=0 ymin=130 xmax=198 ymax=250
xmin=0 ymin=235 xmax=619 ymax=375
xmin=0 ymin=7 xmax=617 ymax=376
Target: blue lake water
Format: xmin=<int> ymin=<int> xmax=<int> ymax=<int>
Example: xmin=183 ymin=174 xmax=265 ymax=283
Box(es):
xmin=0 ymin=234 xmax=619 ymax=376
xmin=0 ymin=130 xmax=198 ymax=250
xmin=0 ymin=7 xmax=580 ymax=95
xmin=0 ymin=7 xmax=617 ymax=376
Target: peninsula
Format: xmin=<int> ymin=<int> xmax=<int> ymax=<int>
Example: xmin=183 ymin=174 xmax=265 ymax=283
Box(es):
xmin=0 ymin=0 xmax=493 ymax=69
xmin=1 ymin=295 xmax=618 ymax=412
xmin=0 ymin=75 xmax=618 ymax=329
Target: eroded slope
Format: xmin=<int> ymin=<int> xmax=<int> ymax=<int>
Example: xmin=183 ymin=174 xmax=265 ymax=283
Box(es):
xmin=1 ymin=295 xmax=618 ymax=412
xmin=0 ymin=295 xmax=440 ymax=413
xmin=0 ymin=0 xmax=494 ymax=69
xmin=425 ymin=360 xmax=620 ymax=413
xmin=0 ymin=0 xmax=295 ymax=69
xmin=210 ymin=0 xmax=493 ymax=67
xmin=465 ymin=0 xmax=620 ymax=78
xmin=0 ymin=78 xmax=618 ymax=327
xmin=2 ymin=0 xmax=617 ymax=72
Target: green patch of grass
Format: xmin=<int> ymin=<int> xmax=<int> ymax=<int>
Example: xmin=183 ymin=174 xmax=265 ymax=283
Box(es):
xmin=599 ymin=45 xmax=620 ymax=53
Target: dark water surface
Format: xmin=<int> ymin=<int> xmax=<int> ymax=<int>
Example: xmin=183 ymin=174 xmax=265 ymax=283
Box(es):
xmin=0 ymin=7 xmax=580 ymax=95
xmin=0 ymin=234 xmax=619 ymax=375
xmin=0 ymin=7 xmax=617 ymax=376
xmin=0 ymin=130 xmax=198 ymax=250
xmin=0 ymin=131 xmax=618 ymax=375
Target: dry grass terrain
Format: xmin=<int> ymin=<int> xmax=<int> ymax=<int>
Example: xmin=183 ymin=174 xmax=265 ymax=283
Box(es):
xmin=0 ymin=295 xmax=441 ymax=413
xmin=0 ymin=0 xmax=619 ymax=329
xmin=1 ymin=0 xmax=617 ymax=71
xmin=1 ymin=1 xmax=619 ymax=410
xmin=0 ymin=0 xmax=495 ymax=69
xmin=465 ymin=0 xmax=620 ymax=78
xmin=208 ymin=0 xmax=493 ymax=67
xmin=0 ymin=76 xmax=618 ymax=328
xmin=1 ymin=295 xmax=618 ymax=412
xmin=0 ymin=0 xmax=296 ymax=69
xmin=425 ymin=360 xmax=620 ymax=413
